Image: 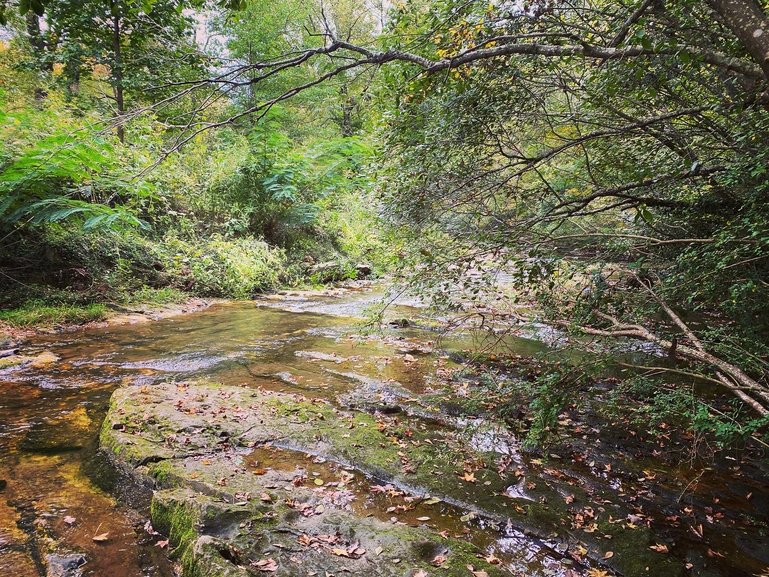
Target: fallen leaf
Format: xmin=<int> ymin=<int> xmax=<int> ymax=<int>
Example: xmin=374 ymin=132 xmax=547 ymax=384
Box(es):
xmin=260 ymin=492 xmax=273 ymax=503
xmin=156 ymin=539 xmax=169 ymax=549
xmin=92 ymin=532 xmax=110 ymax=542
xmin=431 ymin=554 xmax=447 ymax=566
xmin=63 ymin=516 xmax=76 ymax=525
xmin=649 ymin=543 xmax=669 ymax=553
xmin=251 ymin=558 xmax=278 ymax=572
xmin=416 ymin=516 xmax=431 ymax=522
xmin=314 ymin=478 xmax=324 ymax=486
xmin=603 ymin=551 xmax=614 ymax=559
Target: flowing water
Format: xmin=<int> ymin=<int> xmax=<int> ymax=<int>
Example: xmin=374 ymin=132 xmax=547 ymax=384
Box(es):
xmin=1 ymin=285 xmax=767 ymax=576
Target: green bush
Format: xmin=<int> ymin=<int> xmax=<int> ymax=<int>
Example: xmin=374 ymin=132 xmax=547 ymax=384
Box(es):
xmin=123 ymin=287 xmax=187 ymax=305
xmin=161 ymin=235 xmax=287 ymax=298
xmin=0 ymin=226 xmax=165 ymax=302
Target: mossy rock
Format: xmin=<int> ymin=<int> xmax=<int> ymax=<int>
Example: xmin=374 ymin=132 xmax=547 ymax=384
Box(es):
xmin=102 ymin=383 xmax=510 ymax=577
xmin=101 ymin=381 xmax=694 ymax=577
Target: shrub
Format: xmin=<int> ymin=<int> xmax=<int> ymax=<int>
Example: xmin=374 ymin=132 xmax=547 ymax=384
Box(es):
xmin=161 ymin=235 xmax=287 ymax=298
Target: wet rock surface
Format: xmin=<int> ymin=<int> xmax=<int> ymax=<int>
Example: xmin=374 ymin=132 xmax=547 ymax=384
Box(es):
xmin=102 ymin=383 xmax=515 ymax=577
xmin=101 ymin=382 xmax=690 ymax=577
xmin=46 ymin=552 xmax=87 ymax=577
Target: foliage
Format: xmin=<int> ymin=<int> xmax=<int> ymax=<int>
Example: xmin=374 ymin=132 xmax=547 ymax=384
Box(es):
xmin=202 ymin=114 xmax=373 ymax=249
xmin=603 ymin=374 xmax=769 ymax=453
xmin=121 ymin=286 xmax=187 ymax=305
xmin=0 ymin=88 xmax=149 ymax=230
xmin=0 ymin=5 xmax=385 ymax=312
xmin=161 ymin=235 xmax=286 ymax=298
xmin=364 ymin=0 xmax=769 ymax=417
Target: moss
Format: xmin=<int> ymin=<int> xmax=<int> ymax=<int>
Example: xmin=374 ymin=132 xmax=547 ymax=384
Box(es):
xmin=151 ymin=491 xmax=203 ymax=575
xmin=99 ymin=415 xmax=170 ymax=467
xmin=596 ymin=521 xmax=684 ymax=577
xmin=104 ymin=382 xmax=689 ymax=577
xmin=0 ymin=355 xmax=31 ymax=369
xmin=148 ymin=460 xmax=177 ymax=486
xmin=371 ymin=524 xmax=506 ymax=577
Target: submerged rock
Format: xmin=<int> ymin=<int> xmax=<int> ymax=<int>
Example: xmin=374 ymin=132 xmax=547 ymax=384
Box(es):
xmin=45 ymin=552 xmax=87 ymax=577
xmin=0 ymin=350 xmax=60 ymax=370
xmin=21 ymin=407 xmax=92 ymax=454
xmin=29 ymin=351 xmax=61 ymax=369
xmin=0 ymin=354 xmax=33 ymax=369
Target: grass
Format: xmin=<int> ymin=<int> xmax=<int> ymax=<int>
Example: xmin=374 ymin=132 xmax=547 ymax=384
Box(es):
xmin=0 ymin=285 xmax=191 ymax=330
xmin=0 ymin=302 xmax=108 ymax=327
xmin=0 ymin=286 xmax=190 ymax=329
xmin=122 ymin=286 xmax=188 ymax=306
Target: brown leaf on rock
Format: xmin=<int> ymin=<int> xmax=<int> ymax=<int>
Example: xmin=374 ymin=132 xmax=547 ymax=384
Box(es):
xmin=431 ymin=554 xmax=447 ymax=566
xmin=467 ymin=565 xmax=489 ymax=577
xmin=252 ymin=558 xmax=278 ymax=572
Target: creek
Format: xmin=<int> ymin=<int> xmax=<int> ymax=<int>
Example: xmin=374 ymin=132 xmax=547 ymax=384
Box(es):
xmin=1 ymin=284 xmax=766 ymax=577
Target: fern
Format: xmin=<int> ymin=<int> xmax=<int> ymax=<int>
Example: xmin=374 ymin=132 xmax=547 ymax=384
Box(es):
xmin=0 ymin=130 xmax=146 ymax=231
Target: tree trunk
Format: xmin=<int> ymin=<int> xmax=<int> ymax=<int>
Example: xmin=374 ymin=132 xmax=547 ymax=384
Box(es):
xmin=25 ymin=13 xmax=47 ymax=61
xmin=111 ymin=0 xmax=125 ymax=143
xmin=707 ymin=0 xmax=769 ymax=79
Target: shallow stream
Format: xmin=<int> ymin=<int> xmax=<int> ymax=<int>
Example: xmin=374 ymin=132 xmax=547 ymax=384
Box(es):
xmin=1 ymin=285 xmax=767 ymax=576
